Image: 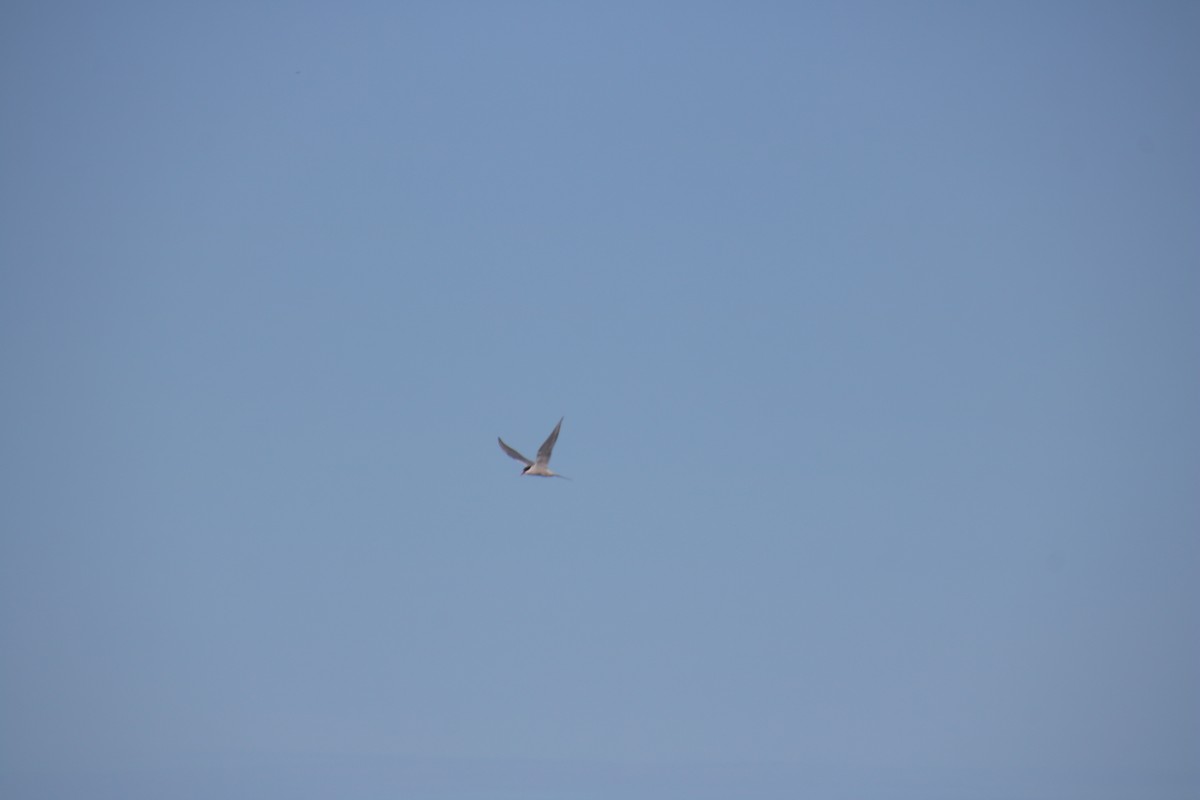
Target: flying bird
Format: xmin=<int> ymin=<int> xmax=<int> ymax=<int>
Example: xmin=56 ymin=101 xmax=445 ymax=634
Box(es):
xmin=498 ymin=417 xmax=569 ymax=479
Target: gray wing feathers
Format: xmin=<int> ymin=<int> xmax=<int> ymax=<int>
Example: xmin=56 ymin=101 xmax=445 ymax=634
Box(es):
xmin=498 ymin=437 xmax=533 ymax=466
xmin=535 ymin=417 xmax=563 ymax=466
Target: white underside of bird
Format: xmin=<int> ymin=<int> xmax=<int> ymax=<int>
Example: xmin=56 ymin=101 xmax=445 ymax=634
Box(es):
xmin=498 ymin=417 xmax=569 ymax=479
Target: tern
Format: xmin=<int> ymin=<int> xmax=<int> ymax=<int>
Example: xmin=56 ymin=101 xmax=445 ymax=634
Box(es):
xmin=498 ymin=417 xmax=569 ymax=479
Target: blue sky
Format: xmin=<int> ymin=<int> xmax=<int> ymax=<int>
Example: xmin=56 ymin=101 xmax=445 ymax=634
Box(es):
xmin=2 ymin=2 xmax=1197 ymax=798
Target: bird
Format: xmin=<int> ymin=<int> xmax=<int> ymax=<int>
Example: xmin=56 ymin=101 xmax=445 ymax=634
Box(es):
xmin=498 ymin=417 xmax=569 ymax=479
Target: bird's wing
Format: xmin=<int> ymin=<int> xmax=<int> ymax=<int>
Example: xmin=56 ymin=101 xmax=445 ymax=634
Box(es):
xmin=498 ymin=437 xmax=533 ymax=466
xmin=535 ymin=417 xmax=563 ymax=466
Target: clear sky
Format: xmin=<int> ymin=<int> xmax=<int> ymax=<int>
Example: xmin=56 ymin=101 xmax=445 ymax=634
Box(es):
xmin=2 ymin=2 xmax=1197 ymax=798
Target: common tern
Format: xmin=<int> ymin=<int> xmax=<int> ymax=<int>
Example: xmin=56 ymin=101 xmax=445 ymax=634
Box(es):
xmin=498 ymin=417 xmax=569 ymax=479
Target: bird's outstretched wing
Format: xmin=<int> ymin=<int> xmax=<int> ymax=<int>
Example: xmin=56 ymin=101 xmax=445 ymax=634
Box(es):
xmin=535 ymin=417 xmax=563 ymax=467
xmin=498 ymin=437 xmax=533 ymax=466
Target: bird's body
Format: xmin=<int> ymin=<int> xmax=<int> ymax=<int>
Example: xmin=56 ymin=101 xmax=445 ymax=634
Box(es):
xmin=498 ymin=417 xmax=568 ymax=478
